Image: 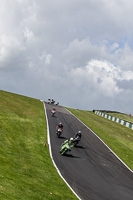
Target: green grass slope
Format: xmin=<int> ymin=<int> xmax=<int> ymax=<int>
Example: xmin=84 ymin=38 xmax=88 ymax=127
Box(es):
xmin=0 ymin=90 xmax=77 ymax=200
xmin=67 ymin=108 xmax=133 ymax=171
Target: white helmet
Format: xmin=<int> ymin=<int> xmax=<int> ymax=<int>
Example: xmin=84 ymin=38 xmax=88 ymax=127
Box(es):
xmin=77 ymin=131 xmax=81 ymax=136
xmin=70 ymin=137 xmax=73 ymax=141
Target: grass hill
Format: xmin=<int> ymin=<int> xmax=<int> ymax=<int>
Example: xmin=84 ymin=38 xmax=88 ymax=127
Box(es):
xmin=0 ymin=90 xmax=132 ymax=200
xmin=0 ymin=90 xmax=77 ymax=200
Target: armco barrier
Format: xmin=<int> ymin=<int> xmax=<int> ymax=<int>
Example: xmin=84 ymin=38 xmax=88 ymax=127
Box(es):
xmin=94 ymin=110 xmax=133 ymax=130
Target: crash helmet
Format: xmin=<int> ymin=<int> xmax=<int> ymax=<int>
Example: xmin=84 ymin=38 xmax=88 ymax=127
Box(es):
xmin=70 ymin=137 xmax=74 ymax=142
xmin=59 ymin=122 xmax=62 ymax=126
xmin=53 ymin=107 xmax=55 ymax=110
xmin=77 ymin=131 xmax=81 ymax=136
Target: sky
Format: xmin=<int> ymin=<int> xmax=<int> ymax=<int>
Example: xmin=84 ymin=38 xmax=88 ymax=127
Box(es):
xmin=1 ymin=0 xmax=133 ymax=114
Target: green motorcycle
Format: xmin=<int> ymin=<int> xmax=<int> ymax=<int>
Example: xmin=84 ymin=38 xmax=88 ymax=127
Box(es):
xmin=60 ymin=138 xmax=74 ymax=155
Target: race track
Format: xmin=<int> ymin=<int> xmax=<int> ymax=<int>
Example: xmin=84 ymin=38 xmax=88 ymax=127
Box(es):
xmin=45 ymin=103 xmax=133 ymax=200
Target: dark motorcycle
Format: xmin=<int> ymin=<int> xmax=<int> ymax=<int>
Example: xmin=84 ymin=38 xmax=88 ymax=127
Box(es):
xmin=73 ymin=136 xmax=81 ymax=146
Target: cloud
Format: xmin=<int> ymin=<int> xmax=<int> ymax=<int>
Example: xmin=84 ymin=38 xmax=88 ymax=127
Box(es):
xmin=69 ymin=60 xmax=129 ymax=98
xmin=0 ymin=35 xmax=26 ymax=69
xmin=39 ymin=52 xmax=52 ymax=65
xmin=1 ymin=0 xmax=133 ymax=113
xmin=23 ymin=28 xmax=35 ymax=42
xmin=57 ymin=59 xmax=133 ymax=112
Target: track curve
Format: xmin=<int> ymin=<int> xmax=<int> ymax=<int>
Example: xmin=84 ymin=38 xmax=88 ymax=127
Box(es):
xmin=45 ymin=102 xmax=133 ymax=200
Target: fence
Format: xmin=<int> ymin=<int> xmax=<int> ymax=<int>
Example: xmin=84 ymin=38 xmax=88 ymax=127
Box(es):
xmin=94 ymin=110 xmax=133 ymax=130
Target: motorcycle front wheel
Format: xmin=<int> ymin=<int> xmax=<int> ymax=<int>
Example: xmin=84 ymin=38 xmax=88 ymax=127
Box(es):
xmin=61 ymin=148 xmax=68 ymax=155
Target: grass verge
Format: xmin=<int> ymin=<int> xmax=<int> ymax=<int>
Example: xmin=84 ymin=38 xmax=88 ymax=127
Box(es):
xmin=67 ymin=108 xmax=133 ymax=171
xmin=0 ymin=90 xmax=78 ymax=200
xmin=104 ymin=112 xmax=133 ymax=123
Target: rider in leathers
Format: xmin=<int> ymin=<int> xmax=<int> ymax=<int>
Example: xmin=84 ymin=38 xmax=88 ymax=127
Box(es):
xmin=74 ymin=131 xmax=82 ymax=142
xmin=61 ymin=137 xmax=74 ymax=148
xmin=56 ymin=122 xmax=64 ymax=130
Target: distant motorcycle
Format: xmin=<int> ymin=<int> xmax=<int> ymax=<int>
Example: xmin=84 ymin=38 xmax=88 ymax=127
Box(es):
xmin=56 ymin=128 xmax=63 ymax=138
xmin=51 ymin=99 xmax=55 ymax=104
xmin=51 ymin=109 xmax=56 ymax=117
xmin=60 ymin=138 xmax=74 ymax=155
xmin=47 ymin=99 xmax=51 ymax=104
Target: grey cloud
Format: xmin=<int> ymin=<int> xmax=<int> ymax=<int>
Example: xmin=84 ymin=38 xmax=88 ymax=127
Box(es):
xmin=1 ymin=0 xmax=133 ymax=114
xmin=117 ymin=80 xmax=133 ymax=90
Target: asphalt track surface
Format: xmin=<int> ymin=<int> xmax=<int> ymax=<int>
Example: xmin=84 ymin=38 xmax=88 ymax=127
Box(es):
xmin=45 ymin=103 xmax=133 ymax=200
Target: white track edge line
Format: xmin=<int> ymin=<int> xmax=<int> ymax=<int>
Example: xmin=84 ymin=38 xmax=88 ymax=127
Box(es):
xmin=66 ymin=108 xmax=133 ymax=173
xmin=43 ymin=102 xmax=81 ymax=200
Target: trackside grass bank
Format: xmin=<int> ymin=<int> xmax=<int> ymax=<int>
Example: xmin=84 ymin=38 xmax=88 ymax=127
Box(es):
xmin=0 ymin=90 xmax=78 ymax=200
xmin=67 ymin=108 xmax=133 ymax=171
xmin=105 ymin=112 xmax=133 ymax=124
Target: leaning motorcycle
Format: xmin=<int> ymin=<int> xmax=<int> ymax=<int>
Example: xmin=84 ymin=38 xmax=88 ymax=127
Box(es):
xmin=56 ymin=128 xmax=63 ymax=138
xmin=73 ymin=136 xmax=80 ymax=146
xmin=60 ymin=141 xmax=73 ymax=155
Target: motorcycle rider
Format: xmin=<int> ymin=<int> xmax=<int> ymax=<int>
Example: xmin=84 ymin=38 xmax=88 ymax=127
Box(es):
xmin=52 ymin=107 xmax=56 ymax=111
xmin=60 ymin=137 xmax=75 ymax=154
xmin=51 ymin=99 xmax=55 ymax=104
xmin=51 ymin=107 xmax=56 ymax=115
xmin=48 ymin=99 xmax=51 ymax=104
xmin=74 ymin=130 xmax=82 ymax=142
xmin=56 ymin=122 xmax=64 ymax=137
xmin=56 ymin=122 xmax=64 ymax=130
xmin=61 ymin=137 xmax=75 ymax=147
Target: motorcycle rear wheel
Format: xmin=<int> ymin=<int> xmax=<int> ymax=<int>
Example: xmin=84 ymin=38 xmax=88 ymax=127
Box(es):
xmin=57 ymin=132 xmax=61 ymax=138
